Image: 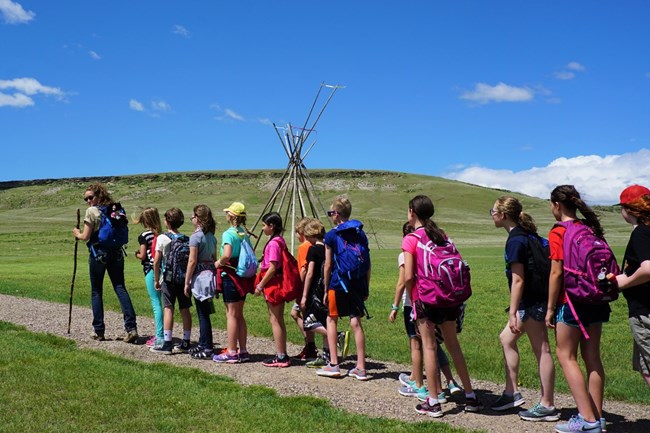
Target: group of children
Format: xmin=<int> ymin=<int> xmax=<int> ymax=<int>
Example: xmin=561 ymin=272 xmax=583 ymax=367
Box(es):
xmin=78 ymin=182 xmax=650 ymax=433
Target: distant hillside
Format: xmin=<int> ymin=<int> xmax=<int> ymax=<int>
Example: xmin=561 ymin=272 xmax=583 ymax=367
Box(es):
xmin=0 ymin=169 xmax=628 ymax=248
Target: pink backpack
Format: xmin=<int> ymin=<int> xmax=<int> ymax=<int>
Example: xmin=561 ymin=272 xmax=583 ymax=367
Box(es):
xmin=410 ymin=229 xmax=472 ymax=307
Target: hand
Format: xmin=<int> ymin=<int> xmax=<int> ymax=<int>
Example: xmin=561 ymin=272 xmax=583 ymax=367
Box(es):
xmin=155 ymin=281 xmax=162 ymax=291
xmin=215 ymin=260 xmax=222 ymax=269
xmin=72 ymin=228 xmax=80 ymax=239
xmin=184 ymin=284 xmax=191 ymax=297
xmin=508 ymin=314 xmax=521 ymax=334
xmin=255 ymin=285 xmax=263 ymax=296
xmin=388 ymin=310 xmax=397 ymax=323
xmin=300 ymin=296 xmax=307 ymax=311
xmin=545 ymin=309 xmax=555 ymax=329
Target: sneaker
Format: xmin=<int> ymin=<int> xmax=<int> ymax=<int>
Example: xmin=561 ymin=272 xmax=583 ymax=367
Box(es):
xmin=90 ymin=331 xmax=105 ymax=341
xmin=555 ymin=415 xmax=602 ymax=433
xmin=173 ymin=339 xmax=191 ymax=354
xmin=448 ymin=380 xmax=462 ymax=396
xmin=491 ymin=392 xmax=525 ymax=411
xmin=399 ymin=384 xmax=426 ymax=397
xmin=188 ymin=345 xmax=204 ymax=355
xmin=348 ymin=367 xmax=369 ymax=381
xmin=190 ymin=349 xmax=214 ymax=360
xmin=117 ymin=329 xmax=139 ymax=344
xmin=417 ymin=390 xmax=429 ymax=402
xmin=262 ymin=355 xmax=291 ymax=368
xmin=306 ymin=355 xmax=327 ymax=368
xmin=519 ymin=402 xmax=560 ymax=422
xmin=465 ymin=396 xmax=484 ymax=413
xmin=415 ymin=400 xmax=443 ymax=418
xmin=398 ymin=372 xmax=412 ymax=387
xmin=600 ymin=418 xmax=607 ymax=433
xmin=150 ymin=340 xmax=173 ymax=355
xmin=437 ymin=391 xmax=448 ymax=404
xmin=337 ymin=331 xmax=350 ymax=359
xmin=213 ymin=351 xmax=240 ymax=364
xmin=145 ymin=336 xmax=157 ymax=347
xmin=293 ymin=345 xmax=318 ymax=361
xmin=316 ymin=363 xmax=343 ymax=378
xmin=238 ymin=351 xmax=251 ymax=363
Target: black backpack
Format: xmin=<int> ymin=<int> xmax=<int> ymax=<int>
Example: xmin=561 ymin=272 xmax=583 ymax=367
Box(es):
xmin=163 ymin=233 xmax=190 ymax=286
xmin=521 ymin=233 xmax=551 ymax=301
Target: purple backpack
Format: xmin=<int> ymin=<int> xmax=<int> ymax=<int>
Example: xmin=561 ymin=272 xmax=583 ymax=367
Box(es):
xmin=411 ymin=229 xmax=472 ymax=307
xmin=558 ymin=220 xmax=619 ymax=304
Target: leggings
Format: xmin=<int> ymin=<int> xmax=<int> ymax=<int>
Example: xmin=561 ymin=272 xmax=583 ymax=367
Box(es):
xmin=145 ymin=270 xmax=163 ymax=339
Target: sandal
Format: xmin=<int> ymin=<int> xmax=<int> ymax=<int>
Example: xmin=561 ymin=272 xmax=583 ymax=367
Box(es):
xmin=191 ymin=350 xmax=213 ymax=360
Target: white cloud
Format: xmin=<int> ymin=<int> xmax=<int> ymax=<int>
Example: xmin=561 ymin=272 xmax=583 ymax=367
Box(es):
xmin=172 ymin=24 xmax=190 ymax=38
xmin=129 ymin=99 xmax=144 ymax=111
xmin=0 ymin=0 xmax=35 ymax=24
xmin=151 ymin=100 xmax=171 ymax=112
xmin=554 ymin=71 xmax=575 ymax=80
xmin=224 ymin=108 xmax=244 ymax=121
xmin=0 ymin=78 xmax=65 ymax=107
xmin=460 ymin=82 xmax=534 ymax=104
xmin=446 ymin=149 xmax=650 ymax=204
xmin=258 ymin=117 xmax=272 ymax=126
xmin=89 ymin=50 xmax=101 ymax=60
xmin=567 ymin=61 xmax=586 ymax=72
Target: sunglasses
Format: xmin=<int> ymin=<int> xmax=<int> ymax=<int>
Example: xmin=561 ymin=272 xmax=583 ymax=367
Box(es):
xmin=84 ymin=195 xmax=95 ymax=202
xmin=489 ymin=208 xmax=498 ymax=216
xmin=326 ymin=210 xmax=338 ymax=217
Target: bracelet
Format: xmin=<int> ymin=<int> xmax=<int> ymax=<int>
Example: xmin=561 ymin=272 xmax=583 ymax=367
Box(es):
xmin=391 ymin=304 xmax=399 ymax=311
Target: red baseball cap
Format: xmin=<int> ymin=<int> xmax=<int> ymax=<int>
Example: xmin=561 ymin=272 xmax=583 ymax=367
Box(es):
xmin=618 ymin=184 xmax=650 ymax=205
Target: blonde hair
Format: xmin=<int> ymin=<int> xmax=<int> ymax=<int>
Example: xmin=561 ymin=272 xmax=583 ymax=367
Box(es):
xmin=494 ymin=196 xmax=538 ymax=234
xmin=303 ymin=219 xmax=325 ymax=240
xmin=295 ymin=217 xmax=311 ymax=234
xmin=134 ymin=207 xmax=163 ymax=235
xmin=332 ymin=196 xmax=352 ymax=219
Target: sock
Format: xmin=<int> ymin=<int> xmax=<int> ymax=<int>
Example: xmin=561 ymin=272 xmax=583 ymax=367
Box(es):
xmin=427 ymin=397 xmax=440 ymax=406
xmin=183 ymin=330 xmax=191 ymax=340
xmin=278 ymin=352 xmax=287 ymax=359
xmin=465 ymin=392 xmax=476 ymax=400
xmin=163 ymin=330 xmax=172 ymax=342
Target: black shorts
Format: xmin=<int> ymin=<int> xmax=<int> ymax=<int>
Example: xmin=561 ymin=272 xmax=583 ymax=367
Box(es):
xmin=414 ymin=300 xmax=463 ymax=325
xmin=162 ymin=281 xmax=192 ymax=309
xmin=327 ymin=288 xmax=365 ymax=318
xmin=403 ymin=305 xmax=418 ymax=338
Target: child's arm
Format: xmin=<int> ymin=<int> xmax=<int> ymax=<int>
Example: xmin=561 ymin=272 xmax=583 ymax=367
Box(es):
xmin=153 ymin=253 xmax=162 ymax=291
xmin=508 ymin=262 xmax=525 ymax=334
xmin=135 ymin=243 xmax=146 ymax=260
xmin=389 ymin=264 xmax=405 ymax=323
xmin=302 ymin=261 xmax=315 ymax=311
xmin=613 ymin=260 xmax=650 ymax=289
xmin=217 ymin=244 xmax=232 ymax=269
xmin=184 ymin=246 xmax=198 ymax=297
xmin=323 ymin=246 xmax=333 ymax=304
xmin=545 ymin=259 xmax=563 ymax=329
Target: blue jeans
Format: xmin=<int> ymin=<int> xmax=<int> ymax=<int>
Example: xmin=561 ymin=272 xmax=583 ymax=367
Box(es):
xmin=194 ymin=297 xmax=214 ymax=351
xmin=88 ymin=248 xmax=137 ymax=334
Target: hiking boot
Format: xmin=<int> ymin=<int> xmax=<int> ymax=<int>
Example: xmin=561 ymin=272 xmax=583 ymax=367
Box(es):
xmin=316 ymin=363 xmax=342 ymax=378
xmin=399 ymin=383 xmax=426 ymax=397
xmin=337 ymin=331 xmax=350 ymax=359
xmin=464 ymin=396 xmax=484 ymax=413
xmin=213 ymin=351 xmax=240 ymax=364
xmin=415 ymin=400 xmax=443 ymax=418
xmin=90 ymin=331 xmax=105 ymax=341
xmin=150 ymin=340 xmax=173 ymax=355
xmin=491 ymin=392 xmax=525 ymax=411
xmin=306 ymin=355 xmax=327 ymax=368
xmin=293 ymin=345 xmax=318 ymax=361
xmin=348 ymin=367 xmax=369 ymax=381
xmin=173 ymin=339 xmax=191 ymax=354
xmin=117 ymin=329 xmax=138 ymax=344
xmin=262 ymin=354 xmax=291 ymax=368
xmin=238 ymin=351 xmax=251 ymax=363
xmin=554 ymin=415 xmax=602 ymax=433
xmin=519 ymin=402 xmax=560 ymax=422
xmin=448 ymin=380 xmax=462 ymax=396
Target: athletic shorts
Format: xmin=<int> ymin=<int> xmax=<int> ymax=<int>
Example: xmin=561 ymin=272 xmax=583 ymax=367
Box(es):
xmin=162 ymin=281 xmax=192 ymax=310
xmin=512 ymin=301 xmax=546 ymax=322
xmin=327 ymin=288 xmax=364 ymax=318
xmin=630 ymin=314 xmax=650 ymax=376
xmin=403 ymin=305 xmax=418 ymax=338
xmin=414 ymin=300 xmax=464 ymax=325
xmin=221 ymin=274 xmax=246 ymax=303
xmin=555 ymin=302 xmax=610 ymax=328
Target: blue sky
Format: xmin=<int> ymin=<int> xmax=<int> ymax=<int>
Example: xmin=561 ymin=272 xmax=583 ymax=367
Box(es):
xmin=1 ymin=1 xmax=649 ymax=203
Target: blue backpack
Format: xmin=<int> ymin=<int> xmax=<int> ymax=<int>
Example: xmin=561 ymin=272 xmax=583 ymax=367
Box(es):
xmin=331 ymin=220 xmax=371 ymax=293
xmin=236 ymin=235 xmax=258 ymax=278
xmin=93 ymin=203 xmax=128 ymax=250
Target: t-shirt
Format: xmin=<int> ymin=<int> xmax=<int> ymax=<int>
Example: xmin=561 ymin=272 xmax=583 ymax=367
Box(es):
xmin=260 ymin=236 xmax=284 ymax=271
xmin=297 ymin=240 xmax=310 ymax=271
xmin=189 ymin=230 xmax=217 ymax=274
xmin=138 ymin=230 xmax=155 ymax=275
xmin=306 ymin=243 xmax=325 ymax=296
xmin=548 ymin=220 xmax=586 ymax=305
xmin=622 ymin=223 xmax=650 ymax=317
xmin=155 ymin=232 xmax=174 ymax=259
xmin=220 ymin=226 xmax=245 ymax=259
xmin=401 ymin=229 xmax=423 ymax=303
xmin=83 ymin=206 xmax=102 ymax=234
xmin=398 ymin=252 xmax=412 ymax=307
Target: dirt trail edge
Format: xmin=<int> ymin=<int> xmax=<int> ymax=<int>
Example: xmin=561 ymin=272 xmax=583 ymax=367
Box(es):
xmin=1 ymin=294 xmax=647 ymax=433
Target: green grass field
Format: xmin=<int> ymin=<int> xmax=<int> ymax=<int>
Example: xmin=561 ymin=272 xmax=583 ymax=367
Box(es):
xmin=0 ymin=170 xmax=647 ymax=420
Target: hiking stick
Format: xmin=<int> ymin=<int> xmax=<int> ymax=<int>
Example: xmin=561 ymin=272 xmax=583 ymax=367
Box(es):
xmin=67 ymin=208 xmax=80 ymax=334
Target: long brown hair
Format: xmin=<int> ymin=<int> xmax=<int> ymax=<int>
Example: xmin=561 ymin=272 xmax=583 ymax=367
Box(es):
xmin=85 ymin=183 xmax=113 ymax=206
xmin=408 ymin=195 xmax=446 ymax=245
xmin=134 ymin=207 xmax=163 ymax=235
xmin=494 ymin=195 xmax=538 ymax=234
xmin=193 ymin=204 xmax=216 ymax=235
xmin=550 ymin=185 xmax=604 ymax=237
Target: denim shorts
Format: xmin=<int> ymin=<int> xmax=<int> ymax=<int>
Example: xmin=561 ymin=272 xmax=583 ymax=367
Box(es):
xmin=403 ymin=305 xmax=418 ymax=338
xmin=556 ymin=302 xmax=610 ymax=328
xmin=221 ymin=274 xmax=246 ymax=303
xmin=518 ymin=302 xmax=546 ymax=322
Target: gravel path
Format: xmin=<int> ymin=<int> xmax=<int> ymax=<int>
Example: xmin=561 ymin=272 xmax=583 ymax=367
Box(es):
xmin=1 ymin=294 xmax=648 ymax=433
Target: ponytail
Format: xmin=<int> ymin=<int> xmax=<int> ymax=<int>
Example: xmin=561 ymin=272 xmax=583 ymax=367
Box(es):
xmin=424 ymin=218 xmax=447 ymax=246
xmin=550 ymin=185 xmax=603 ymax=237
xmin=519 ymin=211 xmax=538 ymax=234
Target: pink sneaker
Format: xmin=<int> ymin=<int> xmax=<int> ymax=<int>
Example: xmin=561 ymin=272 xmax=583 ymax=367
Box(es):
xmin=145 ymin=336 xmax=157 ymax=347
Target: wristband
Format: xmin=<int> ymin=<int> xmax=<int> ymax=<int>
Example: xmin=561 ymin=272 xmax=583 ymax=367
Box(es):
xmin=391 ymin=304 xmax=399 ymax=311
